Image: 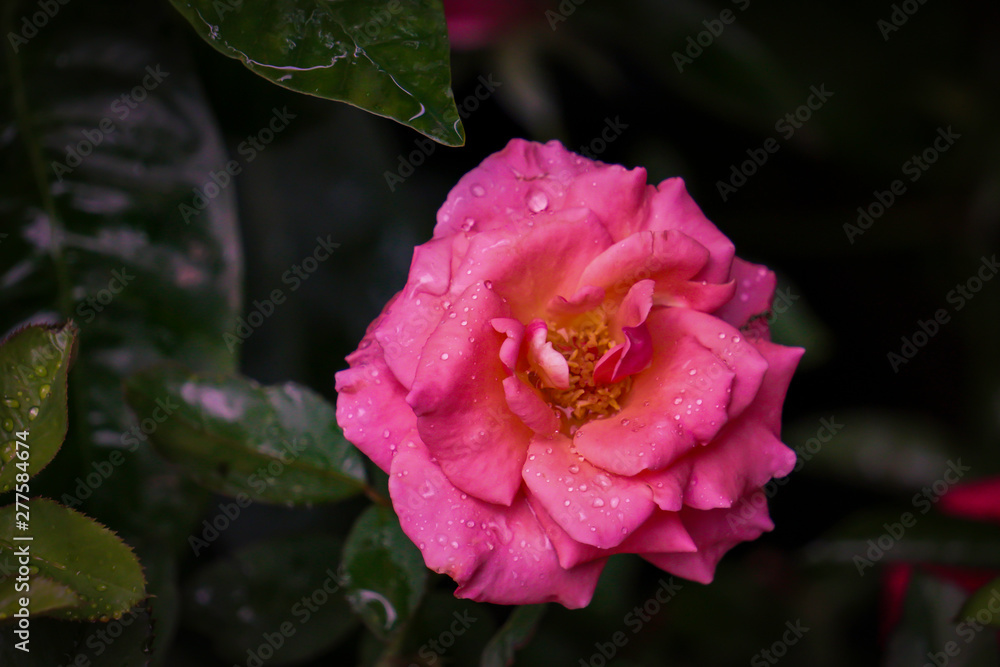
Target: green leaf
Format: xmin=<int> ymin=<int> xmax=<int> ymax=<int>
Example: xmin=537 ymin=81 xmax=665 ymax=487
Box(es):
xmin=0 ymin=574 xmax=80 ymax=618
xmin=168 ymin=0 xmax=464 ymax=146
xmin=959 ymin=576 xmax=1000 ymax=629
xmin=0 ymin=498 xmax=146 ymax=621
xmin=480 ymin=605 xmax=548 ymax=667
xmin=0 ymin=323 xmax=76 ymax=492
xmin=182 ymin=534 xmax=356 ymax=664
xmin=124 ymin=365 xmax=367 ymax=504
xmin=342 ymin=505 xmax=427 ymax=640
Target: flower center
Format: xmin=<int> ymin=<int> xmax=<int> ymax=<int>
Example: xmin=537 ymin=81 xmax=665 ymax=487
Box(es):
xmin=531 ymin=310 xmax=632 ymax=426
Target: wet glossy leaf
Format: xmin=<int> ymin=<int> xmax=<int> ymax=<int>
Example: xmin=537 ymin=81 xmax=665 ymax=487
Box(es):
xmin=0 ymin=499 xmax=145 ymax=621
xmin=168 ymin=0 xmax=464 ymax=146
xmin=480 ymin=604 xmax=547 ymax=667
xmin=342 ymin=505 xmax=426 ymax=640
xmin=124 ymin=365 xmax=367 ymax=504
xmin=181 ymin=534 xmax=355 ymax=664
xmin=0 ymin=323 xmax=76 ymax=493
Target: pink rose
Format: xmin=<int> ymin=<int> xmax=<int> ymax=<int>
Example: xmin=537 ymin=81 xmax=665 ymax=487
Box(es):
xmin=336 ymin=139 xmax=803 ymax=608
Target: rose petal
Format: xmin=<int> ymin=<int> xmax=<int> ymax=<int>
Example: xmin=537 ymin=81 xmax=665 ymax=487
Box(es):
xmin=407 ymin=282 xmax=531 ymax=506
xmin=573 ymin=312 xmax=736 ymax=476
xmin=547 ymin=286 xmax=606 ymax=321
xmin=643 ymin=178 xmax=735 ymax=284
xmin=503 ymin=376 xmax=561 ymax=435
xmin=576 ymin=230 xmax=735 ymax=312
xmin=389 ymin=442 xmax=605 ymax=608
xmin=593 ymin=280 xmax=655 ymax=384
xmin=526 ymin=319 xmax=570 ymax=389
xmin=643 ymin=495 xmax=774 ymax=584
xmin=713 ymin=258 xmax=776 ymax=328
xmin=529 ymin=499 xmax=697 ymax=569
xmin=435 ymin=139 xmax=646 ymax=244
xmin=491 ymin=317 xmax=525 ymax=372
xmin=448 ymin=208 xmax=614 ymax=321
xmin=522 ymin=437 xmax=656 ymax=549
xmin=335 ymin=331 xmax=415 ymax=473
xmin=638 ymin=338 xmax=803 ymax=511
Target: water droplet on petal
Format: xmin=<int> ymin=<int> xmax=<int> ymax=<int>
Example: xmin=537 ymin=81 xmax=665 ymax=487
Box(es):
xmin=527 ymin=189 xmax=549 ymax=213
xmin=592 ymin=498 xmax=605 ymax=507
xmin=568 ymin=464 xmax=580 ymax=474
xmin=610 ymin=496 xmax=620 ymax=509
xmin=471 ymin=184 xmax=486 ymax=197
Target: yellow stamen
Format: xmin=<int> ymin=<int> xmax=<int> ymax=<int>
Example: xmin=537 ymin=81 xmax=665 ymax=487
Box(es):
xmin=528 ymin=309 xmax=632 ymax=428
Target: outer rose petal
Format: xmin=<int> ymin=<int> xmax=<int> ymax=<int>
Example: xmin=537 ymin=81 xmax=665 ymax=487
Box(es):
xmin=389 ymin=441 xmax=605 ymax=608
xmin=435 ymin=139 xmax=647 ymax=243
xmin=639 ymin=337 xmax=803 ymax=511
xmin=573 ymin=311 xmax=736 ymax=476
xmin=407 ymin=282 xmax=531 ymax=506
xmin=334 ymin=331 xmax=416 ymax=473
xmin=713 ymin=258 xmax=777 ymax=328
xmin=643 ymin=494 xmax=775 ymax=584
xmin=529 ymin=497 xmax=697 ymax=568
xmin=522 ymin=437 xmax=657 ymax=549
xmin=642 ymin=178 xmax=735 ymax=283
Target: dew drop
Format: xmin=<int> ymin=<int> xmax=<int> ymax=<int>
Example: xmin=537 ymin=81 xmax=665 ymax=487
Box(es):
xmin=440 ymin=353 xmax=449 ymax=360
xmin=34 ymin=366 xmax=47 ymax=377
xmin=610 ymin=496 xmax=620 ymax=509
xmin=527 ymin=189 xmax=549 ymax=213
xmin=673 ymin=396 xmax=682 ymax=405
xmin=1 ymin=419 xmax=11 ymax=431
xmin=471 ymin=184 xmax=486 ymax=197
xmin=3 ymin=398 xmax=19 ymax=409
xmin=592 ymin=498 xmax=605 ymax=508
xmin=568 ymin=464 xmax=580 ymax=474
xmin=27 ymin=407 xmax=39 ymax=421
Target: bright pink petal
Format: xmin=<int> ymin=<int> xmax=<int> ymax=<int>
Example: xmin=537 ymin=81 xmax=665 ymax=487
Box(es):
xmin=643 ymin=494 xmax=774 ymax=584
xmin=389 ymin=443 xmax=605 ymax=608
xmin=594 ymin=280 xmax=654 ymax=384
xmin=335 ymin=330 xmax=415 ymax=473
xmin=577 ymin=230 xmax=735 ymax=312
xmin=503 ymin=376 xmax=560 ymax=435
xmin=522 ymin=437 xmax=656 ymax=549
xmin=435 ymin=139 xmax=646 ymax=243
xmin=642 ymin=178 xmax=735 ymax=284
xmin=547 ymin=286 xmax=605 ymax=321
xmin=448 ymin=208 xmax=614 ymax=321
xmin=526 ymin=319 xmax=570 ymax=389
xmin=713 ymin=258 xmax=776 ymax=328
xmin=639 ymin=338 xmax=802 ymax=511
xmin=491 ymin=317 xmax=525 ymax=371
xmin=528 ymin=498 xmax=696 ymax=569
xmin=661 ymin=308 xmax=770 ymax=420
xmin=407 ymin=282 xmax=531 ymax=506
xmin=573 ymin=312 xmax=736 ymax=476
